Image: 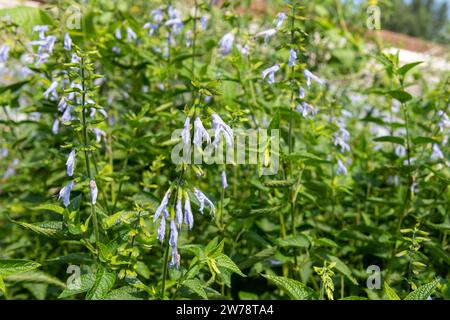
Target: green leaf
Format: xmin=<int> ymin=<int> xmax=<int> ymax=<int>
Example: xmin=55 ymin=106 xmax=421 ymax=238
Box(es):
xmin=0 ymin=80 xmax=30 ymax=95
xmin=321 ymin=255 xmax=358 ymax=285
xmin=263 ymin=274 xmax=317 ymax=300
xmin=215 ymin=254 xmax=245 ymax=277
xmin=237 ymin=247 xmax=277 ymax=269
xmin=387 ymin=90 xmax=412 ymax=103
xmin=397 ymin=62 xmax=423 ymax=77
xmin=0 ymin=6 xmax=53 ymax=35
xmin=275 ymin=235 xmax=310 ymax=248
xmin=103 ymin=286 xmax=147 ymax=300
xmin=384 ymin=282 xmax=401 ymax=300
xmin=268 ymin=110 xmax=280 ymax=130
xmin=12 ymin=220 xmax=68 ymax=239
xmin=340 ymin=296 xmax=368 ymax=300
xmin=183 ymin=279 xmax=208 ymax=299
xmin=4 ymin=271 xmax=65 ymax=287
xmin=0 ymin=275 xmax=5 ymax=295
xmin=32 ymin=204 xmax=65 ymax=215
xmin=412 ymin=136 xmax=438 ymax=145
xmin=373 ymin=136 xmax=405 ymax=145
xmin=0 ymin=259 xmax=41 ymax=276
xmin=85 ymin=267 xmax=116 ymax=300
xmin=404 ymin=279 xmax=440 ymax=300
xmin=58 ymin=273 xmax=96 ymax=299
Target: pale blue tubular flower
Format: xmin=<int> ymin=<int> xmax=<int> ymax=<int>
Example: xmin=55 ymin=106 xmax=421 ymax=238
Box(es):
xmin=194 ymin=188 xmax=215 ymax=215
xmin=115 ymin=27 xmax=122 ymax=40
xmin=261 ymin=64 xmax=280 ymax=85
xmin=157 ymin=215 xmax=166 ymax=244
xmin=92 ymin=128 xmax=106 ymax=143
xmin=165 ymin=18 xmax=183 ymax=34
xmin=185 ymin=29 xmax=193 ymax=47
xmin=299 ymin=86 xmax=306 ymax=99
xmin=169 ymin=220 xmax=180 ymax=267
xmin=61 ymin=105 xmax=73 ymax=122
xmin=89 ymin=179 xmax=98 ymax=205
xmin=58 ymin=180 xmax=74 ymax=207
xmin=43 ymin=81 xmax=58 ymax=100
xmin=193 ymin=117 xmax=211 ymax=147
xmin=154 ymin=189 xmax=171 ymax=221
xmin=288 ymin=49 xmax=297 ymax=67
xmin=182 ymin=116 xmax=191 ymax=147
xmin=32 ymin=25 xmax=49 ymax=40
xmin=66 ymin=149 xmax=75 ymax=177
xmin=176 ymin=197 xmax=183 ymax=228
xmin=431 ymin=144 xmax=444 ymax=161
xmin=212 ymin=113 xmax=234 ymax=148
xmin=45 ymin=35 xmax=56 ymax=53
xmin=437 ymin=110 xmax=450 ymax=133
xmin=274 ymin=12 xmax=287 ymax=29
xmin=336 ymin=159 xmax=348 ymax=176
xmin=199 ymin=16 xmax=208 ymax=30
xmin=64 ymin=33 xmax=72 ymax=51
xmin=126 ymin=27 xmax=137 ymax=42
xmin=52 ymin=119 xmax=60 ymax=135
xmin=395 ymin=145 xmax=406 ymax=158
xmin=303 ymin=69 xmax=324 ymax=88
xmin=143 ymin=22 xmax=159 ymax=36
xmin=71 ymin=53 xmax=80 ymax=64
xmin=184 ymin=192 xmax=194 ymax=230
xmin=0 ymin=45 xmax=9 ymax=64
xmin=151 ymin=8 xmax=165 ymax=24
xmin=218 ymin=32 xmax=235 ymax=56
xmin=58 ymin=98 xmax=67 ymax=112
xmin=256 ymin=28 xmax=277 ymax=44
xmin=236 ymin=43 xmax=249 ymax=56
xmin=296 ymin=102 xmax=316 ymax=119
xmin=221 ymin=171 xmax=228 ymax=189
xmin=112 ymin=46 xmax=121 ymax=54
xmin=333 ymin=127 xmax=350 ymax=153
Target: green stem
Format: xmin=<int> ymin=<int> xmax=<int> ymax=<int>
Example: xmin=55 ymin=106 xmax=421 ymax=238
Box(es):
xmin=160 ymin=238 xmax=171 ymax=299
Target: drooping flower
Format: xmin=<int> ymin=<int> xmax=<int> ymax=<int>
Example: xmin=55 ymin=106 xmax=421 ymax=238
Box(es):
xmin=218 ymin=32 xmax=234 ymax=56
xmin=154 ymin=189 xmax=171 ymax=221
xmin=169 ymin=220 xmax=178 ymax=248
xmin=221 ymin=171 xmax=228 ymax=189
xmin=182 ymin=116 xmax=191 ymax=147
xmin=437 ymin=110 xmax=450 ymax=133
xmin=185 ymin=29 xmax=193 ymax=47
xmin=165 ymin=18 xmax=183 ymax=34
xmin=199 ymin=16 xmax=207 ymax=30
xmin=168 ymin=5 xmax=180 ymax=19
xmin=395 ymin=145 xmax=406 ymax=158
xmin=0 ymin=45 xmax=9 ymax=64
xmin=255 ymin=28 xmax=277 ymax=44
xmin=43 ymin=81 xmax=58 ymax=100
xmin=58 ymin=180 xmax=74 ymax=207
xmin=304 ymin=69 xmax=324 ymax=88
xmin=115 ymin=27 xmax=122 ymax=39
xmin=92 ymin=128 xmax=106 ymax=143
xmin=176 ymin=197 xmax=183 ymax=228
xmin=194 ymin=188 xmax=215 ymax=215
xmin=193 ymin=117 xmax=211 ymax=147
xmin=89 ymin=179 xmax=98 ymax=205
xmin=212 ymin=113 xmax=233 ymax=148
xmin=236 ymin=43 xmax=249 ymax=56
xmin=112 ymin=46 xmax=121 ymax=54
xmin=143 ymin=22 xmax=159 ymax=36
xmin=151 ymin=8 xmax=165 ymax=24
xmin=64 ymin=33 xmax=72 ymax=51
xmin=336 ymin=159 xmax=348 ymax=176
xmin=157 ymin=215 xmax=166 ymax=244
xmin=288 ymin=49 xmax=297 ymax=67
xmin=52 ymin=119 xmax=60 ymax=135
xmin=333 ymin=127 xmax=350 ymax=153
xmin=431 ymin=144 xmax=444 ymax=161
xmin=32 ymin=25 xmax=49 ymax=40
xmin=66 ymin=150 xmax=75 ymax=177
xmin=261 ymin=64 xmax=280 ymax=85
xmin=184 ymin=191 xmax=194 ymax=230
xmin=61 ymin=105 xmax=73 ymax=122
xmin=274 ymin=12 xmax=286 ymax=29
xmin=169 ymin=246 xmax=180 ymax=268
xmin=299 ymin=86 xmax=306 ymax=99
xmin=296 ymin=102 xmax=316 ymax=119
xmin=126 ymin=27 xmax=137 ymax=42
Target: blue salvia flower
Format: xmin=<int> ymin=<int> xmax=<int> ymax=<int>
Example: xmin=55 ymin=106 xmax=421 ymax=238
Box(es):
xmin=61 ymin=105 xmax=73 ymax=122
xmin=151 ymin=8 xmax=165 ymax=24
xmin=89 ymin=179 xmax=98 ymax=205
xmin=169 ymin=220 xmax=180 ymax=267
xmin=199 ymin=16 xmax=207 ymax=30
xmin=182 ymin=116 xmax=191 ymax=147
xmin=143 ymin=22 xmax=159 ymax=36
xmin=58 ymin=180 xmax=74 ymax=207
xmin=304 ymin=69 xmax=324 ymax=88
xmin=288 ymin=49 xmax=297 ymax=67
xmin=157 ymin=215 xmax=166 ymax=244
xmin=333 ymin=127 xmax=350 ymax=153
xmin=126 ymin=27 xmax=137 ymax=42
xmin=256 ymin=28 xmax=277 ymax=44
xmin=64 ymin=33 xmax=72 ymax=51
xmin=336 ymin=159 xmax=348 ymax=176
xmin=0 ymin=148 xmax=8 ymax=159
xmin=437 ymin=110 xmax=450 ymax=133
xmin=410 ymin=181 xmax=419 ymax=195
xmin=193 ymin=117 xmax=211 ymax=147
xmin=431 ymin=144 xmax=444 ymax=161
xmin=299 ymin=86 xmax=305 ymax=99
xmin=185 ymin=29 xmax=193 ymax=47
xmin=52 ymin=119 xmax=59 ymax=135
xmin=296 ymin=102 xmax=316 ymax=119
xmin=184 ymin=191 xmax=194 ymax=230
xmin=32 ymin=25 xmax=49 ymax=39
xmin=58 ymin=98 xmax=67 ymax=112
xmin=395 ymin=145 xmax=406 ymax=158
xmin=274 ymin=12 xmax=286 ymax=29
xmin=154 ymin=189 xmax=171 ymax=221
xmin=261 ymin=64 xmax=280 ymax=85
xmin=92 ymin=128 xmax=106 ymax=143
xmin=112 ymin=46 xmax=121 ymax=54
xmin=165 ymin=18 xmax=183 ymax=34
xmin=3 ymin=159 xmax=19 ymax=179
xmin=0 ymin=45 xmax=9 ymax=64
xmin=221 ymin=171 xmax=228 ymax=189
xmin=115 ymin=27 xmax=122 ymax=39
xmin=176 ymin=197 xmax=183 ymax=228
xmin=218 ymin=32 xmax=234 ymax=56
xmin=236 ymin=43 xmax=249 ymax=56
xmin=43 ymin=81 xmax=58 ymax=100
xmin=194 ymin=188 xmax=215 ymax=215
xmin=168 ymin=5 xmax=179 ymax=19
xmin=66 ymin=150 xmax=75 ymax=177
xmin=212 ymin=113 xmax=233 ymax=148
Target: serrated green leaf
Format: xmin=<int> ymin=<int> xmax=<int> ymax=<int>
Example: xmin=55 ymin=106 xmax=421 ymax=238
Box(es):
xmin=384 ymin=282 xmax=401 ymax=300
xmin=183 ymin=279 xmax=208 ymax=299
xmin=4 ymin=271 xmax=65 ymax=287
xmin=373 ymin=136 xmax=405 ymax=145
xmin=85 ymin=267 xmax=116 ymax=300
xmin=58 ymin=273 xmax=96 ymax=299
xmin=275 ymin=235 xmax=310 ymax=248
xmin=12 ymin=220 xmax=67 ymax=239
xmin=103 ymin=286 xmax=147 ymax=300
xmin=0 ymin=6 xmax=53 ymax=35
xmin=404 ymin=279 xmax=440 ymax=300
xmin=32 ymin=204 xmax=65 ymax=215
xmin=215 ymin=254 xmax=245 ymax=277
xmin=263 ymin=274 xmax=317 ymax=300
xmin=0 ymin=259 xmax=41 ymax=276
